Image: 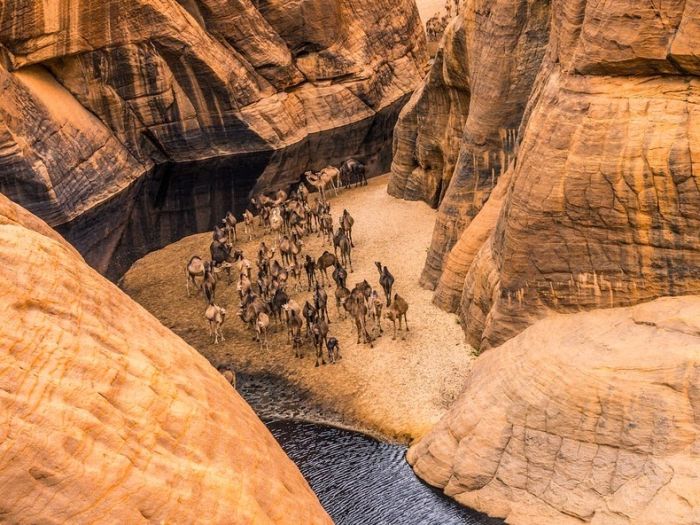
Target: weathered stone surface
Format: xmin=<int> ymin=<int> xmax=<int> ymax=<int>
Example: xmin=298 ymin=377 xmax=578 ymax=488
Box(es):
xmin=408 ymin=296 xmax=700 ymax=525
xmin=391 ymin=0 xmax=700 ymax=349
xmin=0 ymin=195 xmax=331 ymax=524
xmin=388 ymin=0 xmax=551 ymax=290
xmin=0 ymin=0 xmax=427 ymax=275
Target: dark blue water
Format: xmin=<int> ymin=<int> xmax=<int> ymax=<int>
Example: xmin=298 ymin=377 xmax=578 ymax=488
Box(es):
xmin=267 ymin=420 xmax=503 ymax=525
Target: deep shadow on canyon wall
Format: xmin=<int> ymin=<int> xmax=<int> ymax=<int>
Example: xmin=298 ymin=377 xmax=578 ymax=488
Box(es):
xmin=58 ymin=96 xmax=407 ymax=280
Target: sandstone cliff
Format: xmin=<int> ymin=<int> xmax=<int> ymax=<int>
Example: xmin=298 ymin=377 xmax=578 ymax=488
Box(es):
xmin=0 ymin=193 xmax=331 ymax=524
xmin=408 ymin=296 xmax=700 ymax=525
xmin=390 ymin=0 xmax=700 ymax=350
xmin=0 ymin=0 xmax=427 ymax=276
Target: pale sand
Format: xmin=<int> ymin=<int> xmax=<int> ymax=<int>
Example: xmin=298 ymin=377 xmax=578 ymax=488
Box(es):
xmin=122 ymin=175 xmax=476 ymax=443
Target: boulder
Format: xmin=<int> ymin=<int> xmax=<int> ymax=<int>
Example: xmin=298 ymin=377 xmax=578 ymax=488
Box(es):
xmin=0 ymin=193 xmax=331 ymax=524
xmin=408 ymin=296 xmax=700 ymax=525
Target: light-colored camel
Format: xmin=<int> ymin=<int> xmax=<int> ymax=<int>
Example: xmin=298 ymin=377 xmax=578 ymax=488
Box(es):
xmin=205 ymin=304 xmax=227 ymax=344
xmin=269 ymin=206 xmax=284 ymax=239
xmin=186 ymin=256 xmax=205 ymax=296
xmin=256 ymin=312 xmax=271 ymax=351
xmin=243 ymin=210 xmax=255 ymax=240
xmin=305 ymin=167 xmax=340 ymax=202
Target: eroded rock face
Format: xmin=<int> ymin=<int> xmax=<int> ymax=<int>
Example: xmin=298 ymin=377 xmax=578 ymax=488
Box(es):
xmin=390 ymin=0 xmax=700 ymax=349
xmin=0 ymin=194 xmax=331 ymax=524
xmin=388 ymin=0 xmax=551 ymax=291
xmin=408 ymin=296 xmax=700 ymax=525
xmin=0 ymin=0 xmax=427 ymax=275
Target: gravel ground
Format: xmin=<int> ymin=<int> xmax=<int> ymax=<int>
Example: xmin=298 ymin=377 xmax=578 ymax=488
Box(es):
xmin=121 ymin=175 xmax=476 ymax=443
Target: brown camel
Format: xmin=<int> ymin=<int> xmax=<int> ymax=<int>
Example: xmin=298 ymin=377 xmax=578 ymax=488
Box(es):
xmin=317 ymin=251 xmax=337 ymax=287
xmin=385 ymin=293 xmax=409 ymax=340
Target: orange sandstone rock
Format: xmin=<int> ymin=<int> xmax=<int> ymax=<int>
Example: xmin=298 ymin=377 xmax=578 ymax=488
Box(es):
xmin=0 ymin=196 xmax=331 ymax=524
xmin=408 ymin=296 xmax=700 ymax=525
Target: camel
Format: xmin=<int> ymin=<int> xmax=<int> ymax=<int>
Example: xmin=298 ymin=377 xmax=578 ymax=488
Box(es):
xmin=320 ymin=213 xmax=334 ymax=245
xmin=186 ymin=256 xmax=206 ymax=296
xmin=304 ymin=254 xmax=317 ymax=291
xmin=237 ymin=273 xmax=252 ymax=301
xmin=282 ymin=300 xmax=302 ymax=344
xmin=202 ymin=262 xmax=217 ymax=305
xmin=297 ymin=182 xmax=309 ymax=204
xmin=243 ymin=210 xmax=255 ymax=240
xmin=332 ymin=261 xmax=347 ymax=289
xmin=340 ymin=159 xmax=367 ymax=188
xmin=385 ymin=293 xmax=409 ymax=340
xmin=257 ymin=271 xmax=271 ymax=300
xmin=290 ymin=234 xmax=304 ymax=265
xmin=213 ymin=224 xmax=227 ymax=244
xmin=334 ymin=228 xmax=353 ymax=272
xmin=268 ymin=286 xmax=289 ymax=326
xmin=375 ymin=261 xmax=395 ymax=306
xmin=238 ymin=294 xmax=268 ymax=334
xmin=326 ymin=337 xmax=341 ymax=364
xmin=335 ymin=284 xmax=351 ymax=320
xmin=271 ymin=189 xmax=287 ymax=207
xmin=288 ymin=260 xmax=304 ymax=292
xmin=256 ymin=312 xmax=271 ymax=350
xmin=320 ymin=166 xmax=342 ymax=193
xmin=311 ymin=318 xmax=329 ymax=367
xmin=303 ymin=300 xmax=318 ymax=338
xmin=234 ymin=253 xmax=252 ymax=280
xmin=304 ymin=171 xmax=328 ymax=203
xmin=279 ymin=235 xmax=293 ymax=266
xmin=317 ymin=251 xmax=337 ymax=287
xmin=269 ymin=206 xmax=284 ymax=240
xmin=343 ymin=292 xmax=372 ymax=347
xmin=205 ymin=304 xmax=227 ymax=344
xmin=221 ymin=368 xmax=236 ymax=388
xmin=286 ymin=309 xmax=304 ymax=357
xmin=224 ymin=211 xmax=238 ymax=243
xmin=341 ymin=209 xmax=355 ymax=247
xmin=315 ymin=283 xmax=330 ymax=322
xmin=369 ymin=290 xmax=384 ymax=335
xmin=305 ymin=167 xmax=340 ymax=202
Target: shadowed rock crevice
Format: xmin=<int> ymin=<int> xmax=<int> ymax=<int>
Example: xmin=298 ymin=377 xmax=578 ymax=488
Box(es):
xmin=0 ymin=0 xmax=428 ymax=276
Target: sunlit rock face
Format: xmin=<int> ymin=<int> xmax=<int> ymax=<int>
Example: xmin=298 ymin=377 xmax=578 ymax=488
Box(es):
xmin=0 ymin=0 xmax=427 ymax=276
xmin=390 ymin=0 xmax=700 ymax=349
xmin=0 ymin=193 xmax=331 ymax=524
xmin=408 ymin=296 xmax=700 ymax=525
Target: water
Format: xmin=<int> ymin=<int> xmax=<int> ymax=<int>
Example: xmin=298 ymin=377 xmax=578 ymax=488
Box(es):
xmin=267 ymin=420 xmax=504 ymax=525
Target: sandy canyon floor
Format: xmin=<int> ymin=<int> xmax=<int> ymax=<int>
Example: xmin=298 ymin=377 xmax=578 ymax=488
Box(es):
xmin=122 ymin=175 xmax=476 ymax=443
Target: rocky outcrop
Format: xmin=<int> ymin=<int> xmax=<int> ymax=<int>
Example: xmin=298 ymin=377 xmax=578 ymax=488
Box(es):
xmin=408 ymin=296 xmax=700 ymax=525
xmin=389 ymin=0 xmax=551 ymax=291
xmin=390 ymin=0 xmax=700 ymax=349
xmin=0 ymin=0 xmax=427 ymax=276
xmin=0 ymin=194 xmax=331 ymax=524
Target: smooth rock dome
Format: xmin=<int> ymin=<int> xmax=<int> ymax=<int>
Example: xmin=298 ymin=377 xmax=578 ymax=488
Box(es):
xmin=0 ymin=193 xmax=331 ymax=524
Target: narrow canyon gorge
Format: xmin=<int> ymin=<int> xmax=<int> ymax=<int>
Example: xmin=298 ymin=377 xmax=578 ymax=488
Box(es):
xmin=0 ymin=0 xmax=699 ymax=524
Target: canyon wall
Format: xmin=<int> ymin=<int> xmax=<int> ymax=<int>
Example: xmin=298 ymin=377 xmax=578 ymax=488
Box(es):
xmin=390 ymin=0 xmax=700 ymax=350
xmin=0 ymin=0 xmax=428 ymax=276
xmin=408 ymin=296 xmax=700 ymax=525
xmin=0 ymin=193 xmax=331 ymax=524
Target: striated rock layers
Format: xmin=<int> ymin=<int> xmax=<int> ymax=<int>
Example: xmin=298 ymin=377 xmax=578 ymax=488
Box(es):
xmin=0 ymin=0 xmax=428 ymax=277
xmin=408 ymin=296 xmax=700 ymax=525
xmin=389 ymin=0 xmax=700 ymax=350
xmin=0 ymin=194 xmax=331 ymax=524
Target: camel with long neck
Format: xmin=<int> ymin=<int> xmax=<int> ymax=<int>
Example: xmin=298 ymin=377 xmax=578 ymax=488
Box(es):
xmin=305 ymin=166 xmax=340 ymax=202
